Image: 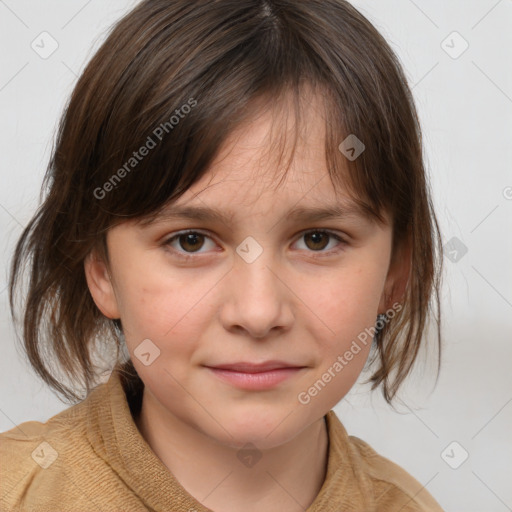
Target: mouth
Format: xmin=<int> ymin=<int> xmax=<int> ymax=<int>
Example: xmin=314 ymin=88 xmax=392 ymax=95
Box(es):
xmin=203 ymin=361 xmax=307 ymax=390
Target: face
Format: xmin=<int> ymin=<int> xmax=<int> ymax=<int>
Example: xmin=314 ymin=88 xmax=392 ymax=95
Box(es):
xmin=85 ymin=93 xmax=404 ymax=450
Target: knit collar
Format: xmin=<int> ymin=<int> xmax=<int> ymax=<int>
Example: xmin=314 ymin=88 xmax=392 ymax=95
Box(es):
xmin=85 ymin=365 xmax=367 ymax=512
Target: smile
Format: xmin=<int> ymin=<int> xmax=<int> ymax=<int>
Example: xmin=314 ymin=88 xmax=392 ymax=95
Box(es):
xmin=204 ymin=361 xmax=307 ymax=390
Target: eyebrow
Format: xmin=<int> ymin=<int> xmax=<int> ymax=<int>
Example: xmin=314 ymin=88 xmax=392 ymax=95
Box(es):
xmin=140 ymin=201 xmax=377 ymax=227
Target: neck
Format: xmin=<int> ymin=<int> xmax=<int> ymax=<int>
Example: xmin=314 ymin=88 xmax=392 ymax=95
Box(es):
xmin=135 ymin=389 xmax=329 ymax=512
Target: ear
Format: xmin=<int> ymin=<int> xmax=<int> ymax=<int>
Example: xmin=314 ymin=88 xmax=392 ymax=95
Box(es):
xmin=84 ymin=248 xmax=121 ymax=320
xmin=378 ymin=233 xmax=412 ymax=314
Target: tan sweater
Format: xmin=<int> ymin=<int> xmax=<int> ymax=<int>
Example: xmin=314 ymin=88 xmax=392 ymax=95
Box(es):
xmin=0 ymin=367 xmax=444 ymax=511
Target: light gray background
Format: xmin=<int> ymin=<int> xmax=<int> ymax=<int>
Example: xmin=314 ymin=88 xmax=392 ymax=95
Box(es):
xmin=1 ymin=1 xmax=511 ymax=511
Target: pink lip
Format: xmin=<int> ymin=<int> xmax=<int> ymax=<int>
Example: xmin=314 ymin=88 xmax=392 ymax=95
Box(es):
xmin=208 ymin=361 xmax=303 ymax=373
xmin=204 ymin=361 xmax=306 ymax=390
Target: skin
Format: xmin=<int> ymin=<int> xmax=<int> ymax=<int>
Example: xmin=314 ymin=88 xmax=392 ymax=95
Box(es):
xmin=85 ymin=91 xmax=410 ymax=512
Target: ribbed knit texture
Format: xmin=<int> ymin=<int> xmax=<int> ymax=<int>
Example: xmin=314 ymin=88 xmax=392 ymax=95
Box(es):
xmin=1 ymin=367 xmax=444 ymax=511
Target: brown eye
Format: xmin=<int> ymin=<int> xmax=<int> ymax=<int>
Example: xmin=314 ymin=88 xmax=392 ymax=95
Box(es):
xmin=295 ymin=229 xmax=346 ymax=254
xmin=304 ymin=231 xmax=330 ymax=251
xmin=165 ymin=230 xmax=216 ymax=256
xmin=177 ymin=232 xmax=205 ymax=252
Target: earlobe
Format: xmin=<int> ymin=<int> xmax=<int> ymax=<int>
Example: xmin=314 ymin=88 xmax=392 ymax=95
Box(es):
xmin=84 ymin=249 xmax=121 ymax=320
xmin=378 ymin=235 xmax=412 ymax=314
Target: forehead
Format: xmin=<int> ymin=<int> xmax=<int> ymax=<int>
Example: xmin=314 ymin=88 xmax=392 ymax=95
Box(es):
xmin=137 ymin=88 xmax=384 ymax=228
xmin=186 ymin=90 xmax=340 ymax=201
xmin=212 ymin=88 xmax=329 ymax=174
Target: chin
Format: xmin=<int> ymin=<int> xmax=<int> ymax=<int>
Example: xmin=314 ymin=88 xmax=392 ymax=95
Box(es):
xmin=204 ymin=406 xmax=307 ymax=450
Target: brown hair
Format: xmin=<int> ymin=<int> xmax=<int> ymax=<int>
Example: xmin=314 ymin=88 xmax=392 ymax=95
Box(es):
xmin=8 ymin=0 xmax=443 ymax=404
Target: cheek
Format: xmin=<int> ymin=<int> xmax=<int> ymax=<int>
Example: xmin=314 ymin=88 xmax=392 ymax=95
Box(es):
xmin=297 ymin=262 xmax=385 ymax=340
xmin=294 ymin=268 xmax=381 ymax=408
xmin=115 ymin=266 xmax=217 ymax=361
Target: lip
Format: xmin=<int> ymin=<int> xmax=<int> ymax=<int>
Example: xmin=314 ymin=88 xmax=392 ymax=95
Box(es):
xmin=204 ymin=361 xmax=306 ymax=390
xmin=207 ymin=361 xmax=303 ymax=373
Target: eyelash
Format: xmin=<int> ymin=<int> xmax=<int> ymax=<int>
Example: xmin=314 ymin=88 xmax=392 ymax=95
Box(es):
xmin=163 ymin=229 xmax=348 ymax=261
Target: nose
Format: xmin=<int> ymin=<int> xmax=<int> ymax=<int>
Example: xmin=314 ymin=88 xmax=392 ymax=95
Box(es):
xmin=219 ymin=252 xmax=294 ymax=339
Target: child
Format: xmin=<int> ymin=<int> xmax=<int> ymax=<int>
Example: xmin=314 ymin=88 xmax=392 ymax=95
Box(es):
xmin=1 ymin=0 xmax=444 ymax=510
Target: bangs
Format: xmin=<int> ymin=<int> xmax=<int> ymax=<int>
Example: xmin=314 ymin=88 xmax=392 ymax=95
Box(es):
xmin=82 ymin=0 xmax=411 ymax=240
xmin=129 ymin=84 xmax=389 ymax=231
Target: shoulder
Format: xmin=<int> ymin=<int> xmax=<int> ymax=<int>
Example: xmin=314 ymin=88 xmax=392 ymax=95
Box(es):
xmin=346 ymin=433 xmax=444 ymax=511
xmin=0 ymin=388 xmax=125 ymax=512
xmin=0 ymin=402 xmax=81 ymax=510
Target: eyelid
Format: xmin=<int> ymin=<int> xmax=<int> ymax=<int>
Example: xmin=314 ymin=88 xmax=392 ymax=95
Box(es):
xmin=163 ymin=227 xmax=348 ymax=259
xmin=163 ymin=229 xmax=218 ymax=260
xmin=294 ymin=228 xmax=348 ymax=255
